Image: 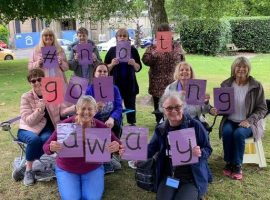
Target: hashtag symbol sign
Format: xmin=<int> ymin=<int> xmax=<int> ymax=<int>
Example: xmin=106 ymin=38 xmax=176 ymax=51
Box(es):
xmin=44 ymin=50 xmax=57 ymax=64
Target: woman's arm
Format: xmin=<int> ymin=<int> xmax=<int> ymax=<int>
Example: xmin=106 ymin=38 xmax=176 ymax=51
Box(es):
xmin=142 ymin=46 xmax=157 ymax=66
xmin=28 ymin=49 xmax=42 ymax=70
xmin=58 ymin=50 xmax=69 ymax=72
xmin=110 ymin=86 xmax=123 ymax=122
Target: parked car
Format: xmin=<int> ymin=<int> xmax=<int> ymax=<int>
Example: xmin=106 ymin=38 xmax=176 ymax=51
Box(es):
xmin=57 ymin=39 xmax=72 ymax=58
xmin=0 ymin=40 xmax=8 ymax=48
xmin=0 ymin=47 xmax=15 ymax=60
xmin=97 ymin=38 xmax=135 ymax=51
xmin=140 ymin=37 xmax=153 ymax=48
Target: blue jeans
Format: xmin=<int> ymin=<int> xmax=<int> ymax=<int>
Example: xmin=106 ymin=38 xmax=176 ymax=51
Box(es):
xmin=17 ymin=126 xmax=52 ymax=161
xmin=222 ymin=120 xmax=252 ymax=165
xmin=55 ymin=165 xmax=104 ymax=200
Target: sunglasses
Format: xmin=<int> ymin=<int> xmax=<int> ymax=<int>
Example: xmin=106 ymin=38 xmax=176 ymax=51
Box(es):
xmin=163 ymin=105 xmax=183 ymax=112
xmin=30 ymin=77 xmax=42 ymax=84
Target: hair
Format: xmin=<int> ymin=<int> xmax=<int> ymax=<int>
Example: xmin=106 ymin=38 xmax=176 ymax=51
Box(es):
xmin=231 ymin=56 xmax=251 ymax=78
xmin=173 ymin=62 xmax=195 ymax=80
xmin=115 ymin=28 xmax=130 ymax=41
xmin=36 ymin=28 xmax=63 ymax=53
xmin=27 ymin=68 xmax=45 ymax=82
xmin=93 ymin=63 xmax=109 ymax=77
xmin=77 ymin=27 xmax=88 ymax=35
xmin=157 ymin=23 xmax=171 ymax=32
xmin=75 ymin=95 xmax=97 ymax=125
xmin=159 ymin=91 xmax=185 ymax=113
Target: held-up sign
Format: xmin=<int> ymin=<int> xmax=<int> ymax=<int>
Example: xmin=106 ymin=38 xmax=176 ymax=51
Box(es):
xmin=65 ymin=75 xmax=88 ymax=104
xmin=85 ymin=128 xmax=111 ymax=163
xmin=156 ymin=31 xmax=172 ymax=52
xmin=77 ymin=43 xmax=93 ymax=65
xmin=214 ymin=87 xmax=235 ymax=114
xmin=121 ymin=126 xmax=148 ymax=161
xmin=168 ymin=128 xmax=198 ymax=166
xmin=185 ymin=79 xmax=207 ymax=105
xmin=116 ymin=41 xmax=131 ymax=63
xmin=41 ymin=77 xmax=64 ymax=104
xmin=93 ymin=77 xmax=114 ymax=102
xmin=41 ymin=46 xmax=58 ymax=69
xmin=57 ymin=124 xmax=84 ymax=158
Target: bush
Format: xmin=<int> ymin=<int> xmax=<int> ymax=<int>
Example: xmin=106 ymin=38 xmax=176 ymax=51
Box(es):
xmin=229 ymin=17 xmax=270 ymax=52
xmin=0 ymin=25 xmax=9 ymax=44
xmin=179 ymin=18 xmax=231 ymax=55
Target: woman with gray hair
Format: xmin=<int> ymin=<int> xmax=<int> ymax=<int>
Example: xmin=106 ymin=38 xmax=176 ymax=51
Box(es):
xmin=164 ymin=62 xmax=217 ymax=130
xmin=219 ymin=56 xmax=267 ymax=180
xmin=148 ymin=91 xmax=212 ymax=200
xmin=43 ymin=95 xmax=122 ymax=200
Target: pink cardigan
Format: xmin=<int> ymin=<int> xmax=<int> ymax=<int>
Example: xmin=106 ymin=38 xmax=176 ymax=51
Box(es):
xmin=28 ymin=47 xmax=69 ymax=83
xmin=19 ymin=89 xmax=75 ymax=135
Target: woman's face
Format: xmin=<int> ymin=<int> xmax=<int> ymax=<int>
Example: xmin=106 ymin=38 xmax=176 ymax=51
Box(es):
xmin=234 ymin=64 xmax=249 ymax=79
xmin=117 ymin=31 xmax=128 ymax=42
xmin=42 ymin=32 xmax=54 ymax=46
xmin=77 ymin=33 xmax=88 ymax=44
xmin=29 ymin=76 xmax=42 ymax=93
xmin=162 ymin=97 xmax=183 ymax=125
xmin=77 ymin=102 xmax=96 ymax=124
xmin=94 ymin=65 xmax=109 ymax=78
xmin=179 ymin=65 xmax=191 ymax=80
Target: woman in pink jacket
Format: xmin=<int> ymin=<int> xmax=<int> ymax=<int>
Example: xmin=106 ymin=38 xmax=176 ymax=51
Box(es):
xmin=12 ymin=68 xmax=75 ymax=186
xmin=28 ymin=28 xmax=68 ymax=83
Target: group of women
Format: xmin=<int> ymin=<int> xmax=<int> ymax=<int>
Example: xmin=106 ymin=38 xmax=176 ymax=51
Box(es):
xmin=13 ymin=23 xmax=267 ymax=200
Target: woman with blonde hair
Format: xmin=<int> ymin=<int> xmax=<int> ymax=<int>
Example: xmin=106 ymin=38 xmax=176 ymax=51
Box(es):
xmin=28 ymin=28 xmax=68 ymax=82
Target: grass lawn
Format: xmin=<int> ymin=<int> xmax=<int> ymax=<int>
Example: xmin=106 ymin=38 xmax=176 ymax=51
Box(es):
xmin=0 ymin=51 xmax=269 ymax=200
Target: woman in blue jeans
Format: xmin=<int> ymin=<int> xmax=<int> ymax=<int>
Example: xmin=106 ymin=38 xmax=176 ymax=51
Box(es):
xmin=43 ymin=95 xmax=123 ymax=200
xmin=15 ymin=68 xmax=75 ymax=186
xmin=219 ymin=57 xmax=267 ymax=180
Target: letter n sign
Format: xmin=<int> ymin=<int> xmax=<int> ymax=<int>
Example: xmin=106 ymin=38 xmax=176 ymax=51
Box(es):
xmin=214 ymin=87 xmax=235 ymax=114
xmin=186 ymin=79 xmax=207 ymax=105
xmin=116 ymin=41 xmax=131 ymax=63
xmin=121 ymin=126 xmax=148 ymax=161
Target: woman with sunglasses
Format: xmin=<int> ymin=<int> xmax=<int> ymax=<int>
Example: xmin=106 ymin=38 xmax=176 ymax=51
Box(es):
xmin=28 ymin=28 xmax=68 ymax=83
xmin=148 ymin=91 xmax=212 ymax=200
xmin=105 ymin=28 xmax=142 ymax=126
xmin=13 ymin=69 xmax=75 ymax=186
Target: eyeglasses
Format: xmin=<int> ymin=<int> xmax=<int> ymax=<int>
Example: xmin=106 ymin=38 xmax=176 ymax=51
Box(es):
xmin=30 ymin=77 xmax=42 ymax=84
xmin=163 ymin=105 xmax=183 ymax=112
xmin=97 ymin=70 xmax=108 ymax=73
xmin=118 ymin=34 xmax=128 ymax=38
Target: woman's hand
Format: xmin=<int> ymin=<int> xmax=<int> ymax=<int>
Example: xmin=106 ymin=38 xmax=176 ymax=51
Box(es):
xmin=92 ymin=53 xmax=97 ymax=62
xmin=36 ymin=99 xmax=46 ymax=112
xmin=111 ymin=58 xmax=119 ymax=67
xmin=119 ymin=144 xmax=125 ymax=157
xmin=209 ymin=107 xmax=218 ymax=116
xmin=192 ymin=146 xmax=202 ymax=157
xmin=107 ymin=141 xmax=120 ymax=153
xmin=239 ymin=120 xmax=251 ymax=128
xmin=49 ymin=141 xmax=62 ymax=153
xmin=38 ymin=57 xmax=44 ymax=67
xmin=128 ymin=59 xmax=140 ymax=71
xmin=58 ymin=56 xmax=62 ymax=66
xmin=204 ymin=93 xmax=210 ymax=103
xmin=105 ymin=117 xmax=114 ymax=128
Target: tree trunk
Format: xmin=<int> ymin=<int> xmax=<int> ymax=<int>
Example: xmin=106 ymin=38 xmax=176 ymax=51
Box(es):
xmin=146 ymin=0 xmax=168 ymax=36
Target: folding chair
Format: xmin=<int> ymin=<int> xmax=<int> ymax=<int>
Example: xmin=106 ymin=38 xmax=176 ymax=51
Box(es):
xmin=0 ymin=116 xmax=56 ymax=182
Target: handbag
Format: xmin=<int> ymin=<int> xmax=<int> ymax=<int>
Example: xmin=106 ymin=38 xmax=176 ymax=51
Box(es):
xmin=135 ymin=152 xmax=159 ymax=192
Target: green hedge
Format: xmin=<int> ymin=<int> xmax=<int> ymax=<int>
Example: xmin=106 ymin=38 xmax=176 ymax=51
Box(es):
xmin=179 ymin=19 xmax=231 ymax=55
xmin=229 ymin=17 xmax=270 ymax=53
xmin=0 ymin=25 xmax=9 ymax=44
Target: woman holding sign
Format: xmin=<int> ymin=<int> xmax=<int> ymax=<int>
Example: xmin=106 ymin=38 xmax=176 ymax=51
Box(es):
xmin=142 ymin=23 xmax=185 ymax=124
xmin=13 ymin=69 xmax=75 ymax=186
xmin=105 ymin=28 xmax=142 ymax=126
xmin=148 ymin=91 xmax=212 ymax=200
xmin=29 ymin=28 xmax=68 ymax=83
xmin=43 ymin=95 xmax=122 ymax=200
xmin=219 ymin=57 xmax=267 ymax=180
xmin=86 ymin=63 xmax=123 ymax=138
xmin=165 ymin=62 xmax=217 ymax=131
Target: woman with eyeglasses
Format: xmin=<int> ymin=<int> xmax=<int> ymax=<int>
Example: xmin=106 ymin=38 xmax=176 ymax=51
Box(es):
xmin=164 ymin=62 xmax=217 ymax=131
xmin=28 ymin=28 xmax=68 ymax=83
xmin=104 ymin=28 xmax=142 ymax=126
xmin=85 ymin=63 xmax=123 ymax=139
xmin=13 ymin=69 xmax=75 ymax=186
xmin=148 ymin=91 xmax=212 ymax=200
